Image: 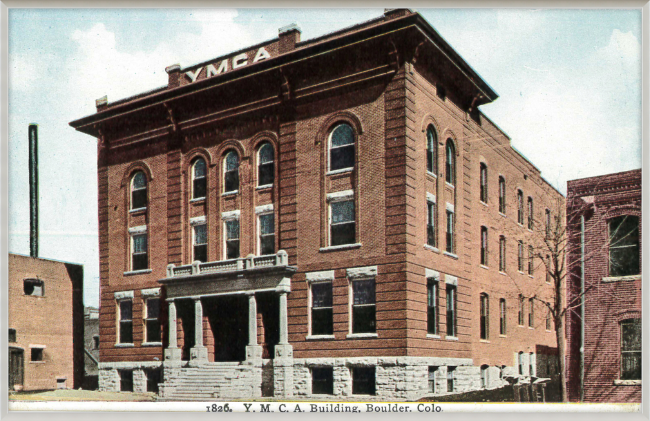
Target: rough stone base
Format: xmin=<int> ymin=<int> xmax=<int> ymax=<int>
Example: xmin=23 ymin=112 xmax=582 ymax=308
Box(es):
xmin=98 ymin=361 xmax=162 ymax=393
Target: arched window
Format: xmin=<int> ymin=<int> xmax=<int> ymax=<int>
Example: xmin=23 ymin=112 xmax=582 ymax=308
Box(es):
xmin=480 ymin=163 xmax=488 ymax=203
xmin=499 ymin=236 xmax=506 ymax=272
xmin=131 ymin=171 xmax=147 ymax=210
xmin=445 ymin=139 xmax=455 ymax=185
xmin=426 ymin=126 xmax=437 ymax=174
xmin=517 ymin=190 xmax=524 ymax=224
xmin=329 ymin=123 xmax=355 ymax=172
xmin=527 ymin=197 xmax=534 ymax=229
xmin=224 ymin=151 xmax=239 ymax=193
xmin=258 ymin=143 xmax=274 ymax=187
xmin=191 ymin=158 xmax=207 ymax=200
xmin=498 ymin=176 xmax=506 ymax=214
xmin=480 ymin=226 xmax=488 ymax=266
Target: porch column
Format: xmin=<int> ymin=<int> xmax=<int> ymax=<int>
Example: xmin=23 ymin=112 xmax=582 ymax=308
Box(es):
xmin=164 ymin=299 xmax=181 ymax=363
xmin=274 ymin=278 xmax=293 ymax=398
xmin=245 ymin=292 xmax=263 ymax=399
xmin=189 ymin=297 xmax=208 ymax=364
xmin=248 ymin=293 xmax=258 ymax=346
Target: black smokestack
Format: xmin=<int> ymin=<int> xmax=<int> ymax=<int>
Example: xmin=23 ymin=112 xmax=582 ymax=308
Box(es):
xmin=29 ymin=123 xmax=38 ymax=258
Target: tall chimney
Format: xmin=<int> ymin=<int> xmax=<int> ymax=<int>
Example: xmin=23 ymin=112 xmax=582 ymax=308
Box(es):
xmin=28 ymin=123 xmax=38 ymax=258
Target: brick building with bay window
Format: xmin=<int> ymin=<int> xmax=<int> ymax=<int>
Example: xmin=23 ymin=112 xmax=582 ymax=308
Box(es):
xmin=566 ymin=169 xmax=642 ymax=403
xmin=70 ymin=9 xmax=563 ymax=400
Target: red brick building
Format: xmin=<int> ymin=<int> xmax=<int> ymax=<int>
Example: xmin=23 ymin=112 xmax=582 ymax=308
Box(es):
xmin=566 ymin=169 xmax=641 ymax=403
xmin=70 ymin=9 xmax=562 ymax=400
xmin=8 ymin=253 xmax=84 ymax=391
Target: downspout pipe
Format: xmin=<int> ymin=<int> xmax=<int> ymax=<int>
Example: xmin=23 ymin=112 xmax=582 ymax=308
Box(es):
xmin=28 ymin=123 xmax=39 ymax=258
xmin=580 ymin=214 xmax=585 ymax=402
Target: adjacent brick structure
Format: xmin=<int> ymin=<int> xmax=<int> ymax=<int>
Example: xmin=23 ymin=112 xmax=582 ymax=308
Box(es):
xmin=566 ymin=169 xmax=642 ymax=403
xmin=8 ymin=254 xmax=84 ymax=391
xmin=70 ymin=9 xmax=562 ymax=400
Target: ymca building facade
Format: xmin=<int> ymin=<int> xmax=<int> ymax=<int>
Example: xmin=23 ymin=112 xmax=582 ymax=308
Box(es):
xmin=71 ymin=9 xmax=563 ymax=400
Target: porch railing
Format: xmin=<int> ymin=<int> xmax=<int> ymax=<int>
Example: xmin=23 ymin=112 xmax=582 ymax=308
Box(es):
xmin=166 ymin=250 xmax=288 ymax=278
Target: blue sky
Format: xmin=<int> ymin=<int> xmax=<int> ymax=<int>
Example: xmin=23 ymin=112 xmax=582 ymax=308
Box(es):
xmin=8 ymin=8 xmax=642 ymax=307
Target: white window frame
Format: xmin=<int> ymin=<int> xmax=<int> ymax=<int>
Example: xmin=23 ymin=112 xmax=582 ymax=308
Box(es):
xmin=114 ymin=290 xmax=134 ymax=346
xmin=191 ymin=158 xmax=207 ymax=200
xmin=256 ymin=206 xmax=275 ymax=256
xmin=128 ymin=225 xmax=148 ymax=272
xmin=327 ymin=123 xmax=355 ymax=173
xmin=222 ymin=211 xmax=240 ymax=260
xmin=306 ymin=271 xmax=335 ymax=340
xmin=327 ymin=190 xmax=356 ymax=247
xmin=257 ymin=142 xmax=275 ymax=188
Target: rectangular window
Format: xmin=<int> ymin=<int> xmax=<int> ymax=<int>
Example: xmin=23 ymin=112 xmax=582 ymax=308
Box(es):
xmin=145 ymin=298 xmax=161 ymax=343
xmin=528 ymin=245 xmax=534 ymax=275
xmin=23 ymin=279 xmax=44 ymax=296
xmin=31 ymin=348 xmax=43 ymax=362
xmin=330 ymin=199 xmax=355 ymax=246
xmin=546 ymin=309 xmax=552 ymax=331
xmin=480 ymin=226 xmax=488 ymax=266
xmin=500 ymin=299 xmax=506 ymax=335
xmin=446 ymin=210 xmax=455 ymax=254
xmin=545 ymin=209 xmax=551 ymax=238
xmin=312 ymin=367 xmax=334 ymax=395
xmin=480 ymin=293 xmax=489 ymax=340
xmin=609 ymin=215 xmax=640 ymax=277
xmin=193 ymin=224 xmax=207 ymax=263
xmin=428 ymin=366 xmax=439 ymax=393
xmin=311 ymin=282 xmax=333 ymax=335
xmin=527 ymin=197 xmax=534 ymax=230
xmin=259 ymin=213 xmax=275 ymax=255
xmin=131 ymin=233 xmax=148 ymax=271
xmin=352 ymin=279 xmax=376 ymax=334
xmin=518 ymin=241 xmax=524 ymax=272
xmin=621 ymin=319 xmax=641 ymax=380
xmin=481 ymin=365 xmax=488 ymax=388
xmin=447 ymin=366 xmax=456 ymax=392
xmin=427 ymin=280 xmax=438 ymax=335
xmin=120 ymin=370 xmax=134 ymax=392
xmin=118 ymin=300 xmax=133 ymax=344
xmin=446 ymin=284 xmax=457 ymax=337
xmin=93 ymin=335 xmax=99 ymax=350
xmin=225 ymin=219 xmax=240 ymax=259
xmin=352 ymin=367 xmax=376 ymax=395
xmin=517 ymin=190 xmax=524 ymax=224
xmin=529 ymin=353 xmax=535 ymax=377
xmin=499 ymin=236 xmax=506 ymax=272
xmin=528 ymin=298 xmax=534 ymax=328
xmin=480 ymin=163 xmax=488 ymax=203
xmin=9 ymin=328 xmax=16 ymax=343
xmin=146 ymin=368 xmax=161 ymax=393
xmin=427 ymin=201 xmax=437 ymax=248
xmin=518 ymin=295 xmax=524 ymax=326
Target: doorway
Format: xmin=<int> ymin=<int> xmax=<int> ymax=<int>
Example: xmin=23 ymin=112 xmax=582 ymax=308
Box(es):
xmin=9 ymin=347 xmax=24 ymax=391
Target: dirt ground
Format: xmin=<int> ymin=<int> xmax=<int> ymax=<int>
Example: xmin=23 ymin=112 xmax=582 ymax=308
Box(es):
xmin=9 ymin=389 xmax=157 ymax=402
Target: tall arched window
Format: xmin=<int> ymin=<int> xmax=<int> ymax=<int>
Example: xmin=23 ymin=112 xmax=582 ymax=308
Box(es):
xmin=498 ymin=176 xmax=506 ymax=214
xmin=131 ymin=171 xmax=147 ymax=210
xmin=517 ymin=190 xmax=524 ymax=224
xmin=224 ymin=151 xmax=239 ymax=193
xmin=329 ymin=123 xmax=355 ymax=172
xmin=426 ymin=125 xmax=437 ymax=175
xmin=191 ymin=158 xmax=207 ymax=200
xmin=480 ymin=226 xmax=488 ymax=266
xmin=527 ymin=197 xmax=534 ymax=229
xmin=257 ymin=143 xmax=274 ymax=187
xmin=480 ymin=163 xmax=488 ymax=203
xmin=499 ymin=236 xmax=506 ymax=272
xmin=480 ymin=293 xmax=489 ymax=340
xmin=445 ymin=139 xmax=455 ymax=185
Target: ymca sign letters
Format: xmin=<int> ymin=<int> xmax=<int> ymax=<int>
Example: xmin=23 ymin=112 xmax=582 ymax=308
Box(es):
xmin=185 ymin=47 xmax=272 ymax=84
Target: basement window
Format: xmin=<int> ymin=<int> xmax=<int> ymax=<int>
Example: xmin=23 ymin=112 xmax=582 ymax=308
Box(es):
xmin=311 ymin=367 xmax=334 ymax=395
xmin=352 ymin=366 xmax=376 ymax=395
xmin=120 ymin=370 xmax=134 ymax=392
xmin=24 ymin=279 xmax=44 ymax=296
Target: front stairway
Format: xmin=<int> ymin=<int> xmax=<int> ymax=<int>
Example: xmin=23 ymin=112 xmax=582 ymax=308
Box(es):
xmin=158 ymin=362 xmax=258 ymax=401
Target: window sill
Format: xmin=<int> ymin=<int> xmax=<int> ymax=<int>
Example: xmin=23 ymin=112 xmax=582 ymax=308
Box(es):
xmin=518 ymin=271 xmax=525 ymax=275
xmin=479 ymin=339 xmax=490 ymax=343
xmin=528 ymin=274 xmax=534 ymax=279
xmin=427 ymin=334 xmax=441 ymax=339
xmin=480 ymin=201 xmax=488 ymax=207
xmin=190 ymin=197 xmax=206 ymax=203
xmin=30 ymin=361 xmax=46 ymax=364
xmin=320 ymin=243 xmax=362 ymax=252
xmin=141 ymin=342 xmax=162 ymax=347
xmin=326 ymin=168 xmax=353 ymax=176
xmin=480 ymin=265 xmax=489 ymax=270
xmin=528 ymin=327 xmax=534 ymax=330
xmin=256 ymin=184 xmax=273 ymax=190
xmin=613 ymin=380 xmax=641 ymax=386
xmin=426 ymin=171 xmax=437 ymax=179
xmin=499 ymin=212 xmax=506 ymax=218
xmin=445 ymin=336 xmax=459 ymax=341
xmin=115 ymin=343 xmax=134 ymax=348
xmin=445 ymin=182 xmax=455 ymax=189
xmin=499 ymin=335 xmax=507 ymax=338
xmin=499 ymin=271 xmax=507 ymax=276
xmin=444 ymin=252 xmax=458 ymax=260
xmin=603 ymin=275 xmax=641 ymax=283
xmin=129 ymin=207 xmax=147 ymax=214
xmin=222 ymin=190 xmax=239 ymax=197
xmin=123 ymin=269 xmax=152 ymax=276
xmin=424 ymin=244 xmax=439 ymax=253
xmin=346 ymin=333 xmax=378 ymax=339
xmin=306 ymin=335 xmax=335 ymax=341
xmin=23 ymin=294 xmax=45 ymax=298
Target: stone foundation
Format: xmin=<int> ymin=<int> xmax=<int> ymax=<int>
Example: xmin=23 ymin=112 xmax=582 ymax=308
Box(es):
xmin=98 ymin=361 xmax=162 ymax=392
